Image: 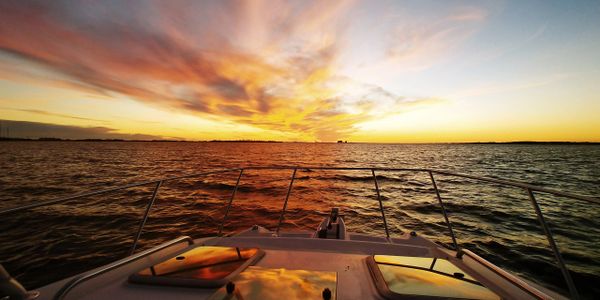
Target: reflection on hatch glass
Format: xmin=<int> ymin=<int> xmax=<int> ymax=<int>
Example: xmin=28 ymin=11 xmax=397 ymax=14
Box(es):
xmin=137 ymin=246 xmax=259 ymax=280
xmin=373 ymin=255 xmax=499 ymax=300
xmin=208 ymin=266 xmax=337 ymax=300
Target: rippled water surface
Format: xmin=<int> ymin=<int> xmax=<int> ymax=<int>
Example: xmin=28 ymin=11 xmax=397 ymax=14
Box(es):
xmin=0 ymin=141 xmax=599 ymax=298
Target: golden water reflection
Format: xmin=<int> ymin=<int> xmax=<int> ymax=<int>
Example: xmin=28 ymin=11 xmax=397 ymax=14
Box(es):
xmin=374 ymin=255 xmax=477 ymax=281
xmin=208 ymin=266 xmax=337 ymax=300
xmin=374 ymin=255 xmax=499 ymax=299
xmin=138 ymin=246 xmax=259 ymax=280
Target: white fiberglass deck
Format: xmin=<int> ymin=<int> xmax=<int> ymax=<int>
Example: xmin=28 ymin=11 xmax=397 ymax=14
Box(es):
xmin=34 ymin=227 xmax=565 ymax=300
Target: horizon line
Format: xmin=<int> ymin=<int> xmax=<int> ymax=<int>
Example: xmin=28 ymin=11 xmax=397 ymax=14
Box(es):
xmin=1 ymin=137 xmax=599 ymax=144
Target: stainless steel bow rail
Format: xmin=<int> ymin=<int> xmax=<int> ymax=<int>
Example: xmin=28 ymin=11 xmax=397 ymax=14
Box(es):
xmin=54 ymin=236 xmax=194 ymax=300
xmin=1 ymin=166 xmax=598 ymax=299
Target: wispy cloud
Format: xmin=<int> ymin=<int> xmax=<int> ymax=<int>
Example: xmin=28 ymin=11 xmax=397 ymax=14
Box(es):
xmin=1 ymin=107 xmax=108 ymax=123
xmin=449 ymin=73 xmax=573 ymax=99
xmin=0 ymin=0 xmax=469 ymax=140
xmin=384 ymin=6 xmax=487 ymax=71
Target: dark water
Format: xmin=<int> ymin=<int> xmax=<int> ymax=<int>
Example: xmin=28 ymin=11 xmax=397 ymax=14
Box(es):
xmin=0 ymin=141 xmax=599 ymax=298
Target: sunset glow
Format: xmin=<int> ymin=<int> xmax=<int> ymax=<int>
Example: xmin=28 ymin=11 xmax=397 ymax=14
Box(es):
xmin=1 ymin=1 xmax=599 ymax=142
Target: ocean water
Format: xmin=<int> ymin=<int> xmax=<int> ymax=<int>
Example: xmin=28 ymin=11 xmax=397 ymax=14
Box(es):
xmin=0 ymin=141 xmax=599 ymax=298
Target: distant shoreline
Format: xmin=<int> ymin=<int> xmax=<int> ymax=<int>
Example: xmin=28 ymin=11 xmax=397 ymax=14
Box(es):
xmin=455 ymin=141 xmax=600 ymax=145
xmin=0 ymin=137 xmax=598 ymax=144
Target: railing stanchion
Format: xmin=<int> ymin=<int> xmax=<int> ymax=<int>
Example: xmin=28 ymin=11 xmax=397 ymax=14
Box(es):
xmin=276 ymin=168 xmax=297 ymax=236
xmin=372 ymin=169 xmax=391 ymax=240
xmin=129 ymin=180 xmax=162 ymax=255
xmin=527 ymin=188 xmax=579 ymax=300
xmin=218 ymin=169 xmax=244 ymax=236
xmin=429 ymin=171 xmax=459 ymax=253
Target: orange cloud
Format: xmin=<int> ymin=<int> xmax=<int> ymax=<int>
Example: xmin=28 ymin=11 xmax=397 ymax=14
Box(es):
xmin=0 ymin=0 xmax=443 ymax=141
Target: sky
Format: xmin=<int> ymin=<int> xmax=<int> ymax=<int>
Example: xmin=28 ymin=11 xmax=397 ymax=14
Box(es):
xmin=0 ymin=0 xmax=599 ymax=142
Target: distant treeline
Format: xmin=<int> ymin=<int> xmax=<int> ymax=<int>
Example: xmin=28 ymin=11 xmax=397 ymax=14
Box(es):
xmin=208 ymin=139 xmax=283 ymax=143
xmin=0 ymin=137 xmax=598 ymax=144
xmin=0 ymin=137 xmax=283 ymax=143
xmin=0 ymin=137 xmax=181 ymax=142
xmin=463 ymin=141 xmax=600 ymax=145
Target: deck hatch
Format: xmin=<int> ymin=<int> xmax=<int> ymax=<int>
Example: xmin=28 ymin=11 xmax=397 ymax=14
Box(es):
xmin=208 ymin=266 xmax=337 ymax=300
xmin=368 ymin=255 xmax=499 ymax=299
xmin=129 ymin=246 xmax=264 ymax=287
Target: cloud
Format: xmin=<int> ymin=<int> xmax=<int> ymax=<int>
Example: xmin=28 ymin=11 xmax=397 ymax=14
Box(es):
xmin=0 ymin=119 xmax=170 ymax=140
xmin=0 ymin=107 xmax=108 ymax=123
xmin=385 ymin=6 xmax=487 ymax=71
xmin=0 ymin=0 xmax=453 ymax=141
xmin=449 ymin=73 xmax=573 ymax=99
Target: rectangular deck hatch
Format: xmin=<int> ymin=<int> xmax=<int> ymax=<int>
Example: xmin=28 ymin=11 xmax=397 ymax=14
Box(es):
xmin=368 ymin=255 xmax=499 ymax=299
xmin=208 ymin=266 xmax=337 ymax=300
xmin=129 ymin=246 xmax=264 ymax=287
